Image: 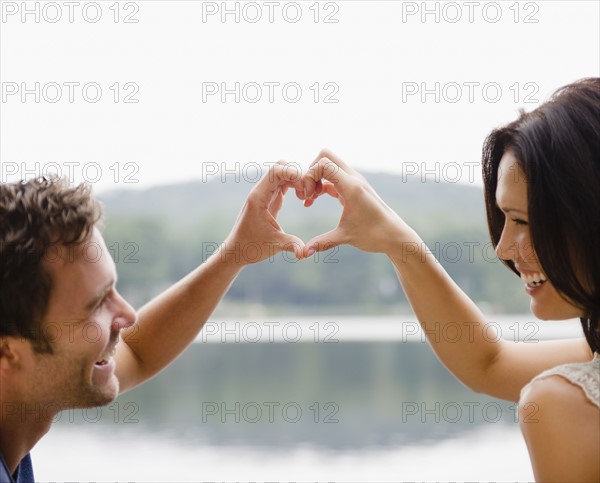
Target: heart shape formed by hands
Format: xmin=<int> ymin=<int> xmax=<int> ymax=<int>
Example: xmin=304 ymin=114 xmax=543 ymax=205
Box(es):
xmin=229 ymin=149 xmax=396 ymax=264
xmin=279 ymin=149 xmax=401 ymax=258
xmin=258 ymin=152 xmax=350 ymax=260
xmin=272 ymin=179 xmax=343 ymax=258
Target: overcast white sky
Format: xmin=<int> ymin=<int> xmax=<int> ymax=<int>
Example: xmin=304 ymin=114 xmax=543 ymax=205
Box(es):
xmin=1 ymin=0 xmax=599 ymax=193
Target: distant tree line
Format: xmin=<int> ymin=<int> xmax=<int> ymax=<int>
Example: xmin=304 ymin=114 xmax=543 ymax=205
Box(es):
xmin=99 ymin=172 xmax=529 ymax=314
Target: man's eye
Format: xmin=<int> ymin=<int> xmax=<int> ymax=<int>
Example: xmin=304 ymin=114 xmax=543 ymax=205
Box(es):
xmin=512 ymin=218 xmax=528 ymax=226
xmin=95 ymin=297 xmax=109 ymax=311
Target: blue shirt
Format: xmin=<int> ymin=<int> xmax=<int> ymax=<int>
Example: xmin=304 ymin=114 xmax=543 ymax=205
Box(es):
xmin=0 ymin=453 xmax=34 ymax=483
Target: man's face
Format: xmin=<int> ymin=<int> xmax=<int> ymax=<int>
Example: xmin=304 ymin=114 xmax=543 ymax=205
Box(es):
xmin=24 ymin=228 xmax=137 ymax=412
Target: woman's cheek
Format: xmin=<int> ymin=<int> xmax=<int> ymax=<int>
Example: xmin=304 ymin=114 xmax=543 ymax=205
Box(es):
xmin=518 ymin=232 xmax=537 ymax=263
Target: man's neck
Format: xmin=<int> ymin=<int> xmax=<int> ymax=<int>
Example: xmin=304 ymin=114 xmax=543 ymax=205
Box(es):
xmin=0 ymin=404 xmax=53 ymax=474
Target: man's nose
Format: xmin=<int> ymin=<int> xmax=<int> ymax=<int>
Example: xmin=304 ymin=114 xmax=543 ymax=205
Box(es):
xmin=113 ymin=292 xmax=138 ymax=330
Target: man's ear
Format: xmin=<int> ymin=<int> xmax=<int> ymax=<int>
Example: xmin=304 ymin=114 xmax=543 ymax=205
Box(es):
xmin=0 ymin=337 xmax=28 ymax=373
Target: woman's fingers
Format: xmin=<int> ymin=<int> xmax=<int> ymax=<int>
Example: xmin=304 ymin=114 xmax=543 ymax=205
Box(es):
xmin=303 ymin=156 xmax=350 ymax=200
xmin=304 ymin=181 xmax=340 ymax=207
xmin=304 ymin=227 xmax=346 ymax=257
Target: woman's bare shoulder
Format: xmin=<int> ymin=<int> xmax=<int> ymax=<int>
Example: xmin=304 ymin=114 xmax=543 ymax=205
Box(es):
xmin=519 ymin=375 xmax=599 ymax=482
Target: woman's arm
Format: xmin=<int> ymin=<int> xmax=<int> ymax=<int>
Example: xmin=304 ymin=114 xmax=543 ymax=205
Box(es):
xmin=300 ymin=149 xmax=593 ymax=401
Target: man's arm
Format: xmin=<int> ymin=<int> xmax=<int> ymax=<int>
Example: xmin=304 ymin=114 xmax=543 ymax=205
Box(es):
xmin=114 ymin=163 xmax=305 ymax=393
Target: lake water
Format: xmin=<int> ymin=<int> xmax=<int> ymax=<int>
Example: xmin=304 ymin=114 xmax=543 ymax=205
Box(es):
xmin=33 ymin=315 xmax=584 ymax=481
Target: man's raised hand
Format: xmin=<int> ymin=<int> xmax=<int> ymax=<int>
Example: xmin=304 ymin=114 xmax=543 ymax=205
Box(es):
xmin=224 ymin=161 xmax=306 ymax=264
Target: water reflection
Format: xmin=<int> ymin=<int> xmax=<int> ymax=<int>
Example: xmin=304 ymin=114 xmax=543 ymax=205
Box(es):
xmin=57 ymin=341 xmax=519 ymax=448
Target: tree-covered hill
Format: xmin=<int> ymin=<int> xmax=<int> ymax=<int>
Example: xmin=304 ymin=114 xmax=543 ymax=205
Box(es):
xmin=98 ymin=172 xmax=529 ymax=315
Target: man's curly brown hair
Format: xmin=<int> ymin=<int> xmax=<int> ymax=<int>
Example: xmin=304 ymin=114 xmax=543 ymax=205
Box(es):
xmin=0 ymin=177 xmax=102 ymax=353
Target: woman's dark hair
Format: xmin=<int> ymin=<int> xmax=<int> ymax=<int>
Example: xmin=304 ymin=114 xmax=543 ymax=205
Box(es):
xmin=482 ymin=77 xmax=600 ymax=354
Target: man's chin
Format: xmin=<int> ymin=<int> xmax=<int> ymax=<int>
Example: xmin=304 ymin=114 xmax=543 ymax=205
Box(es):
xmin=89 ymin=358 xmax=120 ymax=401
xmin=74 ymin=386 xmax=118 ymax=410
xmin=93 ymin=376 xmax=120 ymax=406
xmin=72 ymin=373 xmax=120 ymax=410
xmin=63 ymin=388 xmax=118 ymax=411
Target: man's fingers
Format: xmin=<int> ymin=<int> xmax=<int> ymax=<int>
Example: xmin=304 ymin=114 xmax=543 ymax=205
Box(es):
xmin=278 ymin=233 xmax=306 ymax=259
xmin=264 ymin=162 xmax=302 ymax=191
xmin=276 ymin=163 xmax=304 ymax=187
xmin=269 ymin=184 xmax=292 ymax=217
xmin=261 ymin=155 xmax=348 ymax=205
xmin=252 ymin=162 xmax=303 ymax=208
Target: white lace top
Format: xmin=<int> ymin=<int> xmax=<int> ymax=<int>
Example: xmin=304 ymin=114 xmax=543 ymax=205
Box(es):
xmin=521 ymin=352 xmax=600 ymax=408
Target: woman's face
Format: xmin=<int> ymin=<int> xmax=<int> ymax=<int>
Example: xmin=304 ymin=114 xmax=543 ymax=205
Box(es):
xmin=495 ymin=151 xmax=584 ymax=320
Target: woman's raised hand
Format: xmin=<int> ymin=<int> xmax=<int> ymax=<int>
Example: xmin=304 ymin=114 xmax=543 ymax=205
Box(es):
xmin=297 ymin=149 xmax=409 ymax=257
